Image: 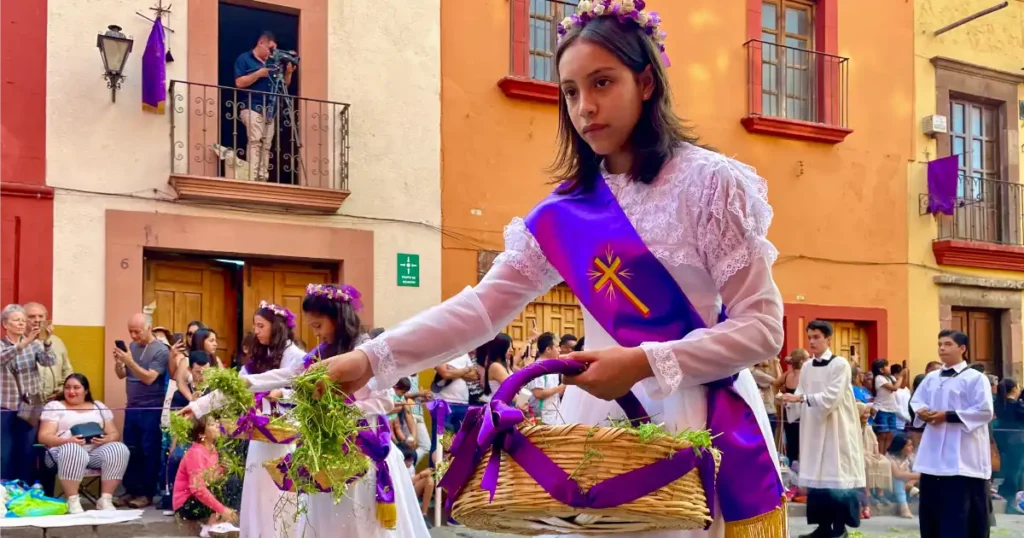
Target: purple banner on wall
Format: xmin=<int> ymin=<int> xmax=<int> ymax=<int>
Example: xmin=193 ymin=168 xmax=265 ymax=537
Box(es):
xmin=927 ymin=154 xmax=959 ymax=215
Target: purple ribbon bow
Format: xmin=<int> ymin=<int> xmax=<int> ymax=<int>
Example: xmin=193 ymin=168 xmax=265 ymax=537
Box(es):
xmin=425 ymin=399 xmax=451 ymax=437
xmin=438 ymin=359 xmax=718 ymax=527
xmin=230 ymin=407 xmax=298 ymax=445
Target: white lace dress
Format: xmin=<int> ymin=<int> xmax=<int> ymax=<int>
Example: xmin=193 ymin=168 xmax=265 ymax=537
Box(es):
xmin=357 ymin=144 xmax=786 ymax=538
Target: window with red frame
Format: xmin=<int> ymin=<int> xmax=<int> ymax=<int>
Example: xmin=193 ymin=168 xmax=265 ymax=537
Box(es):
xmin=511 ymin=0 xmax=579 ymax=82
xmin=760 ymin=0 xmax=816 ymax=122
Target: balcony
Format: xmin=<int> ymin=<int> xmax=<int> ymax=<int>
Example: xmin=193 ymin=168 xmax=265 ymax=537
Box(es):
xmin=742 ymin=40 xmax=852 ymax=144
xmin=931 ymin=175 xmax=1024 ymax=271
xmin=169 ymin=81 xmax=351 ymax=214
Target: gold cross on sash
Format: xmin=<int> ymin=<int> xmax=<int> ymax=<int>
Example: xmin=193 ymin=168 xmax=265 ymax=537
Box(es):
xmin=589 ymin=249 xmax=651 ymax=317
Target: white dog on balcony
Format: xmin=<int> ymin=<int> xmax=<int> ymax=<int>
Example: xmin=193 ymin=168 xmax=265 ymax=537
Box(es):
xmin=211 ymin=143 xmax=253 ymax=181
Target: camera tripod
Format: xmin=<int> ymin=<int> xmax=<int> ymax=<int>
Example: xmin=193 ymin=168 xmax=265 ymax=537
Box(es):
xmin=266 ymin=66 xmax=307 ymax=185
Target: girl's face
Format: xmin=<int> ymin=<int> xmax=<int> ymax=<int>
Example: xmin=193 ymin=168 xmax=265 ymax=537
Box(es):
xmin=902 ymin=440 xmax=914 ymax=456
xmin=881 ymin=364 xmax=891 ymax=375
xmin=186 ymin=323 xmax=200 ymax=343
xmin=203 ymin=333 xmax=218 ymax=356
xmin=63 ymin=378 xmax=87 ymax=404
xmin=253 ymin=315 xmax=273 ymax=345
xmin=558 ymin=40 xmax=653 ymax=158
xmin=305 ymin=312 xmax=336 ymax=344
xmin=505 ymin=345 xmax=514 ymax=361
xmin=3 ymin=311 xmax=26 ymax=337
xmin=204 ymin=419 xmax=221 ymax=442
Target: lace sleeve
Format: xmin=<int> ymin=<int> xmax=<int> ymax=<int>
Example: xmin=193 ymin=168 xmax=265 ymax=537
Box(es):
xmin=357 ymin=218 xmax=561 ymax=387
xmin=691 ymin=157 xmax=778 ymax=288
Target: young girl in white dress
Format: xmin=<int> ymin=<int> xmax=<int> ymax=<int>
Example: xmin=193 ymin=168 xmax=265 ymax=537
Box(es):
xmin=188 ymin=287 xmax=429 ymax=538
xmin=313 ymin=2 xmax=786 ymax=536
xmin=188 ymin=301 xmax=304 ymax=538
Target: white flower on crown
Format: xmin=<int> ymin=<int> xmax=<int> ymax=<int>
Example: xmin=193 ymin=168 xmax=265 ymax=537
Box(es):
xmin=656 ymin=30 xmax=667 ymax=43
xmin=621 ymin=0 xmax=636 ymax=12
xmin=562 ymin=16 xmax=574 ymax=29
xmin=578 ymin=0 xmax=593 ymax=12
xmin=637 ymin=11 xmax=649 ymax=25
xmin=593 ymin=3 xmax=606 ymax=15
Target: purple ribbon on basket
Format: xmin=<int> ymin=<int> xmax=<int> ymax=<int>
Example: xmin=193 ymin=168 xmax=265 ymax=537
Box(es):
xmin=230 ymin=407 xmax=299 ymax=445
xmin=425 ymin=399 xmax=451 ymax=436
xmin=438 ymin=359 xmax=718 ymax=527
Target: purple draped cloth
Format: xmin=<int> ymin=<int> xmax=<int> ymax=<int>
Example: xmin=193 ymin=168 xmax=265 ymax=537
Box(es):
xmin=927 ymin=154 xmax=959 ymax=215
xmin=141 ymin=16 xmax=167 ymax=113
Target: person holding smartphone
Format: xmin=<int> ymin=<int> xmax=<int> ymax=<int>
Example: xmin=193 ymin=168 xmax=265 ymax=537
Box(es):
xmin=25 ymin=302 xmax=73 ymax=400
xmin=113 ymin=313 xmax=170 ymax=509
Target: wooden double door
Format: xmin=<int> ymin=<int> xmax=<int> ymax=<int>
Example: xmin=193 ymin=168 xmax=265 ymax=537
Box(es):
xmin=143 ymin=257 xmax=333 ymax=365
xmin=826 ymin=321 xmax=870 ymax=370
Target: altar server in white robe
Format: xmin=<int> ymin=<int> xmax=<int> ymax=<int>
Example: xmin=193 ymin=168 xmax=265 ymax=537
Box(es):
xmin=780 ymin=320 xmax=864 ymax=538
xmin=910 ymin=329 xmax=993 ymax=538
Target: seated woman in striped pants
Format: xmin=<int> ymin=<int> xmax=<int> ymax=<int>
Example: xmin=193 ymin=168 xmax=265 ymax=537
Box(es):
xmin=37 ymin=373 xmax=130 ymax=514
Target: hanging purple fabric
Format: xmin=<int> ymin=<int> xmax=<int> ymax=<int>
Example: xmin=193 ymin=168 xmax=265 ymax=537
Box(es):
xmin=141 ymin=16 xmax=167 ymax=113
xmin=927 ymin=154 xmax=959 ymax=215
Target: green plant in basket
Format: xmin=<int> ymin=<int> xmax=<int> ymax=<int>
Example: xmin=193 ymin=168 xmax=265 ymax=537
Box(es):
xmin=285 ymin=366 xmax=371 ymax=503
xmin=606 ymin=417 xmax=719 ymax=458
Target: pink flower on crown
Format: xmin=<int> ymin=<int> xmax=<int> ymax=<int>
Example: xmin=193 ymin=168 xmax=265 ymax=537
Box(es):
xmin=258 ymin=300 xmax=297 ymax=329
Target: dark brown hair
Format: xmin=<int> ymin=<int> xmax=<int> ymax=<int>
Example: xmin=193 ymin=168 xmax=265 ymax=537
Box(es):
xmin=551 ymin=16 xmax=702 ymax=191
xmin=248 ymin=308 xmax=295 ymax=374
xmin=301 ymin=291 xmax=362 ymax=357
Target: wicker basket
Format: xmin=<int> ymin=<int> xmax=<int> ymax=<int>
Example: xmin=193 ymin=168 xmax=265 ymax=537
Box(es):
xmin=263 ymin=457 xmax=341 ymax=493
xmin=220 ymin=418 xmax=298 ymax=445
xmin=446 ymin=359 xmax=720 ymax=536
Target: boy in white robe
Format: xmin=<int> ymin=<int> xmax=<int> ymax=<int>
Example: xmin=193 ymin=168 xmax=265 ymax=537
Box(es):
xmin=780 ymin=320 xmax=864 ymax=538
xmin=910 ymin=329 xmax=993 ymax=538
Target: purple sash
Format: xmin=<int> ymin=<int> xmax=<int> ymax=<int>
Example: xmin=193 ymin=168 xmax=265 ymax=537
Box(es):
xmin=523 ymin=175 xmax=784 ymax=525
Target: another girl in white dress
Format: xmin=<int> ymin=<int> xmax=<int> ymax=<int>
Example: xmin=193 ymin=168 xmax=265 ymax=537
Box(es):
xmin=189 ymin=287 xmax=430 ymax=538
xmin=313 ymin=2 xmax=786 ymax=537
xmin=189 ymin=302 xmax=304 ymax=538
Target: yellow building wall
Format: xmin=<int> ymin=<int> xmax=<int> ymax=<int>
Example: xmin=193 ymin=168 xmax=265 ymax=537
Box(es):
xmin=908 ymin=0 xmax=1024 ymax=374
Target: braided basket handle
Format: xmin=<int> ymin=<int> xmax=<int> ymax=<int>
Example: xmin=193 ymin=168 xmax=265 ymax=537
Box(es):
xmin=492 ymin=358 xmax=651 ymax=426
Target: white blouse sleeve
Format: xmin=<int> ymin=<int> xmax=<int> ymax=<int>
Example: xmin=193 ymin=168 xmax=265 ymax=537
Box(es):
xmin=639 ymin=157 xmax=784 ymax=396
xmin=243 ymin=344 xmax=307 ymax=393
xmin=41 ymin=401 xmax=64 ymax=424
xmin=357 ymin=218 xmax=562 ymax=388
xmin=352 ymin=378 xmax=396 ymax=418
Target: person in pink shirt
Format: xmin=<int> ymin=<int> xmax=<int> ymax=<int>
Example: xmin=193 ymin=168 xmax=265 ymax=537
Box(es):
xmin=172 ymin=416 xmax=238 ymax=529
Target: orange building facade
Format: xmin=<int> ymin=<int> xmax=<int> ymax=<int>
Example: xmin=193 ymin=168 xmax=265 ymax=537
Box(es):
xmin=440 ymin=0 xmax=915 ymax=369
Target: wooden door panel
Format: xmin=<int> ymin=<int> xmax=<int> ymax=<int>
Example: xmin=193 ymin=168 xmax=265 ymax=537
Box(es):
xmin=968 ymin=310 xmax=996 ymax=374
xmin=144 ymin=259 xmax=237 ymax=365
xmin=825 ymin=321 xmax=868 ymax=368
xmin=244 ymin=266 xmax=332 ymax=351
xmin=504 ymin=284 xmax=585 ymax=355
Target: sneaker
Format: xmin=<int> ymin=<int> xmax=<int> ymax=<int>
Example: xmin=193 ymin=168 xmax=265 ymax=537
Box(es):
xmin=199 ymin=525 xmax=211 ymax=538
xmin=96 ymin=494 xmax=117 ymax=511
xmin=66 ymin=495 xmax=84 ymax=515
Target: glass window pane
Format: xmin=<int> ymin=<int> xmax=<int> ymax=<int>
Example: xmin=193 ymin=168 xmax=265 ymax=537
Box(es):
xmin=762 ymin=63 xmax=776 ymax=91
xmin=762 ymin=31 xmax=777 ymax=46
xmin=785 ymin=7 xmax=809 ymax=37
xmin=951 ymin=103 xmax=965 ymax=134
xmin=972 ymin=139 xmax=982 ymax=169
xmin=763 ymin=93 xmax=777 ymax=117
xmin=762 ymin=2 xmax=778 ymax=30
xmin=954 ymin=137 xmax=965 ymax=165
xmin=970 ymin=106 xmax=982 ymax=137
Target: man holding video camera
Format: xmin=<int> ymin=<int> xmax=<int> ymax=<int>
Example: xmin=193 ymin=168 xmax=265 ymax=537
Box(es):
xmin=233 ymin=31 xmax=296 ymax=182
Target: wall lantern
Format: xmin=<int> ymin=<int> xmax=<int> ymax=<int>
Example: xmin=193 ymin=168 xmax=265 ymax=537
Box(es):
xmin=96 ymin=25 xmax=134 ymax=103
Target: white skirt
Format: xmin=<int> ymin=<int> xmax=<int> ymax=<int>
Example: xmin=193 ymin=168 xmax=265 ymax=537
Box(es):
xmin=297 ymin=441 xmax=429 ymax=538
xmin=240 ymin=440 xmax=298 ymax=538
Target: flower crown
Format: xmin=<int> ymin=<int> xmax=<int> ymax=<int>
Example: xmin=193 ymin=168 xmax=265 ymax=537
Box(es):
xmin=557 ymin=0 xmax=670 ymax=67
xmin=258 ymin=300 xmax=297 ymax=329
xmin=305 ymin=283 xmax=364 ymax=312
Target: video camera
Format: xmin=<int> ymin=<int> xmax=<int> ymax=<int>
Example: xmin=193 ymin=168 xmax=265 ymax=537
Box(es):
xmin=267 ymin=48 xmax=300 ymax=70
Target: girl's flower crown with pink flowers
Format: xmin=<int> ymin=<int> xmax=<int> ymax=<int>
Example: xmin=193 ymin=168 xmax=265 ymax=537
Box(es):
xmin=557 ymin=0 xmax=670 ymax=67
xmin=258 ymin=300 xmax=297 ymax=329
xmin=305 ymin=283 xmax=364 ymax=312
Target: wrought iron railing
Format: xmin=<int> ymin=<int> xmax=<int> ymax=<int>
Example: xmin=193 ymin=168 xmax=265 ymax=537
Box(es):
xmin=169 ymin=80 xmax=350 ymax=191
xmin=936 ymin=174 xmax=1024 ymax=246
xmin=509 ymin=0 xmax=579 ymax=83
xmin=744 ymin=39 xmax=849 ymax=128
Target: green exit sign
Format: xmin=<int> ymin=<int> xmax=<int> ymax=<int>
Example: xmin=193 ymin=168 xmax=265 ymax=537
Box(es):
xmin=397 ymin=253 xmax=420 ymax=287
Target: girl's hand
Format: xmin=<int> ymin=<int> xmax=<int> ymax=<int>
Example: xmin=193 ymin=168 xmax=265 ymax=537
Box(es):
xmin=562 ymin=346 xmax=651 ymax=400
xmin=220 ymin=507 xmax=239 ymax=524
xmin=267 ymin=389 xmax=284 ymax=402
xmin=178 ymin=406 xmax=195 ymax=419
xmin=91 ymin=435 xmax=108 ymax=446
xmin=314 ymin=350 xmax=373 ymax=399
xmin=67 ymin=435 xmax=86 ymax=446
